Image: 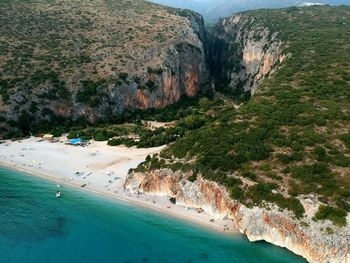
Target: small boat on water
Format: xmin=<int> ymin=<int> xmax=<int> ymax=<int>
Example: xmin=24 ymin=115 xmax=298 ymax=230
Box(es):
xmin=56 ymin=191 xmax=61 ymax=198
xmin=56 ymin=184 xmax=62 ymax=188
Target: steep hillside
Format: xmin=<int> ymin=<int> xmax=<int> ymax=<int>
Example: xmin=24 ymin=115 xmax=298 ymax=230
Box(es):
xmin=1 ymin=2 xmax=349 ymax=262
xmin=167 ymin=7 xmax=350 ymax=209
xmin=126 ymin=6 xmax=350 ymax=262
xmin=208 ymin=14 xmax=286 ymax=97
xmin=0 ymin=0 xmax=208 ymax=136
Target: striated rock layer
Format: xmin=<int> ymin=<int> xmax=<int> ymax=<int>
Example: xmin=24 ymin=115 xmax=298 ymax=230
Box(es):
xmin=125 ymin=169 xmax=350 ymax=263
xmin=208 ymin=14 xmax=287 ymax=94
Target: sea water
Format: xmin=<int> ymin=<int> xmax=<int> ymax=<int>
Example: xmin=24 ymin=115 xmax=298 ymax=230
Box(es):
xmin=0 ymin=167 xmax=307 ymax=263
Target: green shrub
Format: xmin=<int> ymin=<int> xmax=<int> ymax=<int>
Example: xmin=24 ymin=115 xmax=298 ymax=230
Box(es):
xmin=133 ymin=76 xmax=140 ymax=84
xmin=147 ymin=67 xmax=163 ymax=74
xmin=246 ymin=182 xmax=305 ymax=218
xmin=29 ymin=101 xmax=39 ymax=113
xmin=107 ymin=138 xmax=137 ymax=147
xmin=241 ymin=171 xmax=257 ymax=181
xmin=224 ymin=176 xmax=242 ymax=187
xmin=119 ymin=72 xmax=128 ymax=81
xmin=107 ymin=138 xmax=122 ymax=146
xmin=94 ymin=132 xmax=108 ymax=141
xmin=229 ymin=186 xmax=244 ymax=200
xmin=76 ymin=79 xmax=106 ymax=107
xmin=80 ymin=135 xmax=92 ymax=140
xmin=266 ymin=172 xmax=283 ymax=181
xmin=146 ymin=80 xmax=156 ymax=92
xmin=67 ymin=131 xmax=78 ymax=139
xmin=314 ymin=205 xmax=347 ymax=227
xmin=277 ymin=153 xmax=290 ymax=164
xmin=188 ymin=174 xmax=197 ymax=182
xmin=339 ymin=134 xmax=350 ymax=149
xmin=51 ymin=127 xmax=65 ymax=137
xmin=290 ymin=152 xmax=304 ymax=161
xmin=181 ymin=115 xmax=207 ymax=130
xmin=326 ymin=227 xmax=334 ymax=235
xmin=314 ymin=146 xmax=327 ymax=161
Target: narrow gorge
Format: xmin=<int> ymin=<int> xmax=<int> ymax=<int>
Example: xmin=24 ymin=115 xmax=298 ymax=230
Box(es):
xmin=123 ymin=8 xmax=350 ymax=263
xmin=207 ymin=14 xmax=286 ymax=95
xmin=0 ymin=1 xmax=284 ymax=134
xmin=1 ymin=2 xmax=349 ymax=263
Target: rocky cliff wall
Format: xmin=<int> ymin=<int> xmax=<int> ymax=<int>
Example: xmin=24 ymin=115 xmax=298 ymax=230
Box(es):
xmin=208 ymin=14 xmax=287 ymax=95
xmin=92 ymin=9 xmax=209 ymax=118
xmin=125 ymin=169 xmax=350 ymax=263
xmin=89 ymin=37 xmax=208 ymax=121
xmin=0 ymin=0 xmax=209 ymax=131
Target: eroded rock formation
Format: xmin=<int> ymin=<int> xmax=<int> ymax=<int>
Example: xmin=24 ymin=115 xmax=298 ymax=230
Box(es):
xmin=125 ymin=169 xmax=350 ymax=263
xmin=208 ymin=14 xmax=287 ymax=94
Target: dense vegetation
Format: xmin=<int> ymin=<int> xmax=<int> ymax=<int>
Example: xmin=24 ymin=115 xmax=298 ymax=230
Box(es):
xmin=135 ymin=6 xmax=350 ymax=224
xmin=0 ymin=3 xmax=349 ymax=226
xmin=2 ymin=96 xmax=213 ymax=149
xmin=0 ymin=0 xmax=203 ymax=137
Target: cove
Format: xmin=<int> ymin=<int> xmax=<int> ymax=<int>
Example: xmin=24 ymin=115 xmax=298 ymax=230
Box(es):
xmin=0 ymin=167 xmax=307 ymax=263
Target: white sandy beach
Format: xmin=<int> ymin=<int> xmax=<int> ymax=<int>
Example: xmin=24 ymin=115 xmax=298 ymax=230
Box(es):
xmin=0 ymin=137 xmax=236 ymax=233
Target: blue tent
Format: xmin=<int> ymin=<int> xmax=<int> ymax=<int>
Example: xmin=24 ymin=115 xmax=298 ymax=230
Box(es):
xmin=69 ymin=138 xmax=82 ymax=145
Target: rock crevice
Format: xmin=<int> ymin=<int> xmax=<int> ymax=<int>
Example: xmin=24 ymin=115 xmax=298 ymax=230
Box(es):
xmin=208 ymin=14 xmax=286 ymax=95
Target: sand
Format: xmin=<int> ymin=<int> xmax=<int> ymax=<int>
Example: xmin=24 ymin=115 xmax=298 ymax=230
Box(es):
xmin=0 ymin=137 xmax=237 ymax=234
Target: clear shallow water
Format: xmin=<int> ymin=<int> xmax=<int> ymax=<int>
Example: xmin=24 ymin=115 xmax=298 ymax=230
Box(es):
xmin=0 ymin=167 xmax=307 ymax=263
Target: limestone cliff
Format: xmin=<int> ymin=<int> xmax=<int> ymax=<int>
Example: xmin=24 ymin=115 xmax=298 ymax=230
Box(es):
xmin=125 ymin=169 xmax=350 ymax=263
xmin=208 ymin=14 xmax=286 ymax=94
xmin=0 ymin=0 xmax=209 ymax=131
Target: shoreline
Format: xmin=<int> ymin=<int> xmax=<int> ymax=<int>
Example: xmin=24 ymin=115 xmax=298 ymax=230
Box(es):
xmin=0 ymin=138 xmax=238 ymax=235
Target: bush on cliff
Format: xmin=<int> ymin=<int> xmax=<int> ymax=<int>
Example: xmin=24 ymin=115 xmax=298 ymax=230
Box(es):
xmin=314 ymin=205 xmax=347 ymax=227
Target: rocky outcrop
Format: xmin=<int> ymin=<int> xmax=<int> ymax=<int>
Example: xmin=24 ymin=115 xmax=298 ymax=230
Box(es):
xmin=104 ymin=8 xmax=209 ymax=115
xmin=101 ymin=38 xmax=208 ymax=117
xmin=208 ymin=14 xmax=287 ymax=94
xmin=125 ymin=169 xmax=350 ymax=263
xmin=0 ymin=0 xmax=209 ymax=132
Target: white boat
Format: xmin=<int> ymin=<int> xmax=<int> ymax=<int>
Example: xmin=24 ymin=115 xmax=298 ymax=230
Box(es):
xmin=56 ymin=191 xmax=61 ymax=198
xmin=56 ymin=184 xmax=62 ymax=188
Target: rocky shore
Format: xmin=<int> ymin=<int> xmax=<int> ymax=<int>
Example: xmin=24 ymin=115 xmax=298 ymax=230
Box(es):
xmin=125 ymin=169 xmax=350 ymax=263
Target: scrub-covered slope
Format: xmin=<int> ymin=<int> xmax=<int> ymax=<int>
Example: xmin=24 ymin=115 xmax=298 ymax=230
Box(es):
xmin=0 ymin=0 xmax=208 ymax=136
xmin=167 ymin=6 xmax=350 ymax=220
xmin=126 ymin=6 xmax=350 ymax=262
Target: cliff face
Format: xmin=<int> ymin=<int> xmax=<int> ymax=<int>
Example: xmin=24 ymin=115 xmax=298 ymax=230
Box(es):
xmin=121 ymin=7 xmax=350 ymax=263
xmin=208 ymin=14 xmax=286 ymax=94
xmin=100 ymin=8 xmax=209 ymax=116
xmin=98 ymin=35 xmax=207 ymax=118
xmin=0 ymin=0 xmax=208 ymax=130
xmin=125 ymin=170 xmax=350 ymax=263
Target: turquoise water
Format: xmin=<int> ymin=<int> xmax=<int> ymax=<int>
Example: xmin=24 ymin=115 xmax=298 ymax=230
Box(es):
xmin=0 ymin=167 xmax=307 ymax=263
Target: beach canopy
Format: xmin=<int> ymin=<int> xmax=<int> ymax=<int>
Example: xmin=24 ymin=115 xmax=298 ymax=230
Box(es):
xmin=68 ymin=138 xmax=82 ymax=145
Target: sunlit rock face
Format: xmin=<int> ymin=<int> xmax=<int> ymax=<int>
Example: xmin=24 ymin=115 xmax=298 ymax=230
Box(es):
xmin=208 ymin=14 xmax=286 ymax=95
xmin=125 ymin=169 xmax=350 ymax=263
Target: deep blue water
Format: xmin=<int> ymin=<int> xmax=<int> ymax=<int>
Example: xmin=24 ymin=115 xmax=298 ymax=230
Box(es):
xmin=0 ymin=167 xmax=307 ymax=263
